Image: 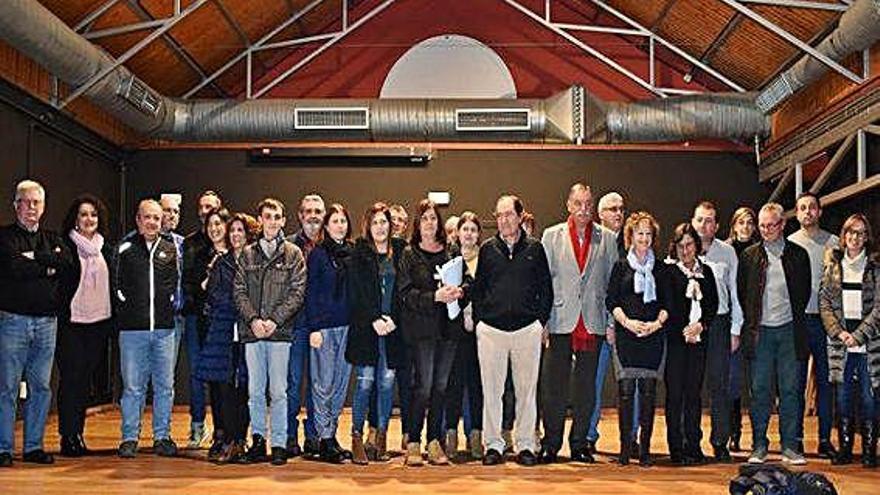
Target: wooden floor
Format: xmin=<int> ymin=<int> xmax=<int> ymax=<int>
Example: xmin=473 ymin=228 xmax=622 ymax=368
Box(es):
xmin=1 ymin=407 xmax=878 ymax=494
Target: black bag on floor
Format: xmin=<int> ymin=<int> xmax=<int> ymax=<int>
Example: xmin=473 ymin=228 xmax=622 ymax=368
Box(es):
xmin=729 ymin=464 xmax=837 ymax=495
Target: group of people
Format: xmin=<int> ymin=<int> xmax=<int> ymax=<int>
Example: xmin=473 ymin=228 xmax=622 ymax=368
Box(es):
xmin=0 ymin=178 xmax=878 ymax=472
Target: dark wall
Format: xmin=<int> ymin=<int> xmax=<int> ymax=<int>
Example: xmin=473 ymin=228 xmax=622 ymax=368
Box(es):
xmin=0 ymin=99 xmax=121 ymax=237
xmin=127 ymin=148 xmax=764 ymax=245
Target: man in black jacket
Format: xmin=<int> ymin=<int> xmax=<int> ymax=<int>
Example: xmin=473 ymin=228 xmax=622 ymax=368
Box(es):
xmin=470 ymin=194 xmax=552 ymax=466
xmin=115 ymin=199 xmax=180 ymax=459
xmin=0 ymin=180 xmax=72 ymax=467
xmin=737 ymin=202 xmax=811 ymax=466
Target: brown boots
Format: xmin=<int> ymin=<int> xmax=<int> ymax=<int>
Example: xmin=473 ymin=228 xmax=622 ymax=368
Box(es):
xmin=351 ymin=432 xmax=369 ymax=465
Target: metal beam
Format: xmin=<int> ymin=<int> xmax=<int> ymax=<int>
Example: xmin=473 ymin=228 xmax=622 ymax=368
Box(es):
xmin=59 ymin=0 xmax=210 ymax=108
xmin=769 ymin=164 xmax=795 ymax=202
xmin=866 ymin=124 xmax=880 ymax=137
xmin=589 ymin=0 xmax=746 ymax=91
xmin=83 ymin=19 xmax=165 ymax=40
xmin=183 ymin=0 xmax=326 ymax=98
xmin=718 ymin=0 xmax=862 ymax=84
xmin=73 ymin=0 xmax=122 ymax=33
xmin=552 ymin=23 xmax=647 ymax=37
xmin=755 ymin=20 xmax=836 ymax=89
xmin=255 ymin=32 xmax=339 ymax=52
xmin=857 ymin=129 xmax=867 ymax=182
xmin=503 ymin=0 xmax=666 ymax=97
xmin=809 ymin=133 xmax=854 ymax=194
xmin=739 ymin=0 xmax=849 ymax=11
xmin=254 ymin=0 xmax=397 ymax=98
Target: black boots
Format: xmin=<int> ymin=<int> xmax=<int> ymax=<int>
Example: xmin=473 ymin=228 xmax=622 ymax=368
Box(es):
xmin=617 ymin=379 xmax=635 ymax=466
xmin=638 ymin=381 xmax=656 ymax=467
xmin=729 ymin=398 xmax=742 ymax=452
xmin=60 ymin=434 xmax=89 ymax=457
xmin=863 ymin=420 xmax=878 ymax=468
xmin=319 ymin=438 xmax=349 ymax=464
xmin=833 ymin=417 xmax=854 ymax=465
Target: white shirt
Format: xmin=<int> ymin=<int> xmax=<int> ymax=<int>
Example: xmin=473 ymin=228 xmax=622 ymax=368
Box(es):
xmin=704 ymin=238 xmax=744 ymax=336
xmin=842 ymin=250 xmax=866 ymax=353
xmin=761 ymin=239 xmax=793 ymax=327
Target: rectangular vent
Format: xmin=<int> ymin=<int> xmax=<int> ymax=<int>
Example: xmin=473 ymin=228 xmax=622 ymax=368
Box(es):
xmin=455 ymin=108 xmax=531 ymax=131
xmin=755 ymin=76 xmax=794 ymax=114
xmin=117 ymin=76 xmax=162 ymax=116
xmin=294 ymin=107 xmax=369 ymax=130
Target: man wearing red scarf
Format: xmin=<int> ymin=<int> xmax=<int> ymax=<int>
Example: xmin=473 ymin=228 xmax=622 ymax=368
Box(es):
xmin=539 ymin=183 xmax=620 ymax=464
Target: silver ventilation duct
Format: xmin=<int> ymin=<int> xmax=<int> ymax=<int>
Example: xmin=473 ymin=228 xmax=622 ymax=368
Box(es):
xmin=0 ymin=0 xmax=769 ymax=144
xmin=756 ymin=0 xmax=880 ymax=114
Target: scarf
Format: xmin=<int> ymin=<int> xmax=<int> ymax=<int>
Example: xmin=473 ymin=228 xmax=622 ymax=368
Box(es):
xmin=568 ymin=217 xmax=596 ymax=352
xmin=677 ymin=259 xmax=704 ymax=325
xmin=322 ymin=236 xmax=352 ymax=300
xmin=68 ymin=229 xmax=111 ymax=324
xmin=627 ymin=248 xmax=657 ymax=304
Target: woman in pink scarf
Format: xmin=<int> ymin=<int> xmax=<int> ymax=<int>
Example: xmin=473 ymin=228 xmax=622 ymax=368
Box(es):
xmin=57 ymin=194 xmax=114 ymax=457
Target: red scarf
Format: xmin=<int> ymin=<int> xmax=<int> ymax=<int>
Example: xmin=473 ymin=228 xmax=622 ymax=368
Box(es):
xmin=568 ymin=217 xmax=596 ymax=352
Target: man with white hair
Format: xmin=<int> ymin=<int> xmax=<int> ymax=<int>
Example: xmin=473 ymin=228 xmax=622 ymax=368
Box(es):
xmin=284 ymin=193 xmax=325 ymax=458
xmin=738 ymin=202 xmax=811 ymax=465
xmin=0 ymin=180 xmax=72 ymax=467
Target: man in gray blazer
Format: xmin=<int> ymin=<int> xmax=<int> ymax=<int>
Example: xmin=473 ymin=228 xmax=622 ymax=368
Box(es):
xmin=539 ymin=183 xmax=619 ymax=463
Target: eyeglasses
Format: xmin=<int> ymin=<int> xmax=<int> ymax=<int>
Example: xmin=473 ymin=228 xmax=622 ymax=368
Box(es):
xmin=758 ymin=219 xmax=783 ymax=230
xmin=847 ymin=229 xmax=867 ymax=238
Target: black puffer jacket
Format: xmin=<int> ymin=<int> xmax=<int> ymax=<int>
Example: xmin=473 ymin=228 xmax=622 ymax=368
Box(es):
xmin=113 ymin=232 xmax=179 ymax=331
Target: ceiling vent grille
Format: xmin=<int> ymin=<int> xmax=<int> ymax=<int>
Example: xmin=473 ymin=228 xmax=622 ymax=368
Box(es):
xmin=455 ymin=108 xmax=531 ymax=131
xmin=117 ymin=76 xmax=162 ymax=116
xmin=294 ymin=107 xmax=369 ymax=130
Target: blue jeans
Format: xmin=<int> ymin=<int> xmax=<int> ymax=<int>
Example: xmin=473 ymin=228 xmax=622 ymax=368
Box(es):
xmin=836 ymin=352 xmax=876 ymax=420
xmin=352 ymin=338 xmax=396 ymax=434
xmin=0 ymin=312 xmax=56 ymax=454
xmin=797 ymin=314 xmax=833 ymax=441
xmin=287 ymin=329 xmax=316 ymax=443
xmin=184 ymin=314 xmax=207 ymax=425
xmin=309 ymin=326 xmax=352 ymax=440
xmin=119 ymin=328 xmax=176 ymax=442
xmin=246 ymin=340 xmax=290 ymax=447
xmin=750 ymin=323 xmax=802 ymax=451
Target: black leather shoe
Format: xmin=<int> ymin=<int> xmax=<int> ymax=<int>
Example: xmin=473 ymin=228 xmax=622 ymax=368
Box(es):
xmin=584 ymin=439 xmax=596 ymax=455
xmin=818 ymin=439 xmax=837 ymax=460
xmin=319 ymin=439 xmax=345 ymax=464
xmin=0 ymin=452 xmax=12 ymax=467
xmin=482 ymin=448 xmax=504 ymax=465
xmin=517 ymin=449 xmax=538 ymax=466
xmin=670 ymin=452 xmax=684 ymax=465
xmin=330 ymin=438 xmax=353 ymax=461
xmin=303 ymin=438 xmax=320 ymax=460
xmin=570 ymin=448 xmax=596 ymax=463
xmin=271 ymin=446 xmax=287 ymax=466
xmin=713 ymin=445 xmax=732 ymax=463
xmin=246 ymin=434 xmax=269 ymax=463
xmin=539 ymin=448 xmax=558 ymax=464
xmin=23 ymin=449 xmax=54 ymax=465
xmin=60 ymin=436 xmax=82 ymax=457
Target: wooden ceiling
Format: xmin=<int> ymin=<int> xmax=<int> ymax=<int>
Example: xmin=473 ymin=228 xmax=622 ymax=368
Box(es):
xmin=34 ymin=0 xmax=846 ymax=100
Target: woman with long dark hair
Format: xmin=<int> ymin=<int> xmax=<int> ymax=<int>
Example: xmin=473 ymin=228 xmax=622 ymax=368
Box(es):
xmin=346 ymin=202 xmax=406 ymax=464
xmin=398 ymin=200 xmax=463 ymax=466
xmin=195 ymin=212 xmax=256 ymax=464
xmin=305 ymin=204 xmax=355 ymax=463
xmin=56 ymin=194 xmax=114 ymax=457
xmin=820 ymin=213 xmax=880 ymax=468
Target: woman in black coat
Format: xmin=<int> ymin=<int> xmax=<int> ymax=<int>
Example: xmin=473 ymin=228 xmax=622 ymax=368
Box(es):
xmin=345 ymin=202 xmax=405 ymax=464
xmin=56 ymin=194 xmax=114 ymax=457
xmin=663 ymin=223 xmax=718 ymax=465
xmin=398 ymin=200 xmax=463 ymax=466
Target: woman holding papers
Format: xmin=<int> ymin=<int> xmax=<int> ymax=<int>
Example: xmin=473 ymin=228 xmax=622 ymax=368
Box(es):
xmin=398 ymin=199 xmax=463 ymax=466
xmin=444 ymin=212 xmax=484 ymax=461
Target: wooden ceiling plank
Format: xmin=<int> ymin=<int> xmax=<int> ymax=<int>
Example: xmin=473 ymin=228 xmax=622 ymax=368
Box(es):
xmin=809 ymin=132 xmax=854 ymax=194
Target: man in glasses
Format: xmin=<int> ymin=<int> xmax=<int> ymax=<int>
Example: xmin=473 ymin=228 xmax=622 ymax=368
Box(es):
xmin=787 ymin=192 xmax=838 ymax=460
xmin=738 ymin=202 xmax=811 ymax=465
xmin=284 ymin=194 xmax=325 ymax=459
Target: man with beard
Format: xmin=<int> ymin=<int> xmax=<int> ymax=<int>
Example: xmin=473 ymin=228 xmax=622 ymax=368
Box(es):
xmin=284 ymin=193 xmax=324 ymax=458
